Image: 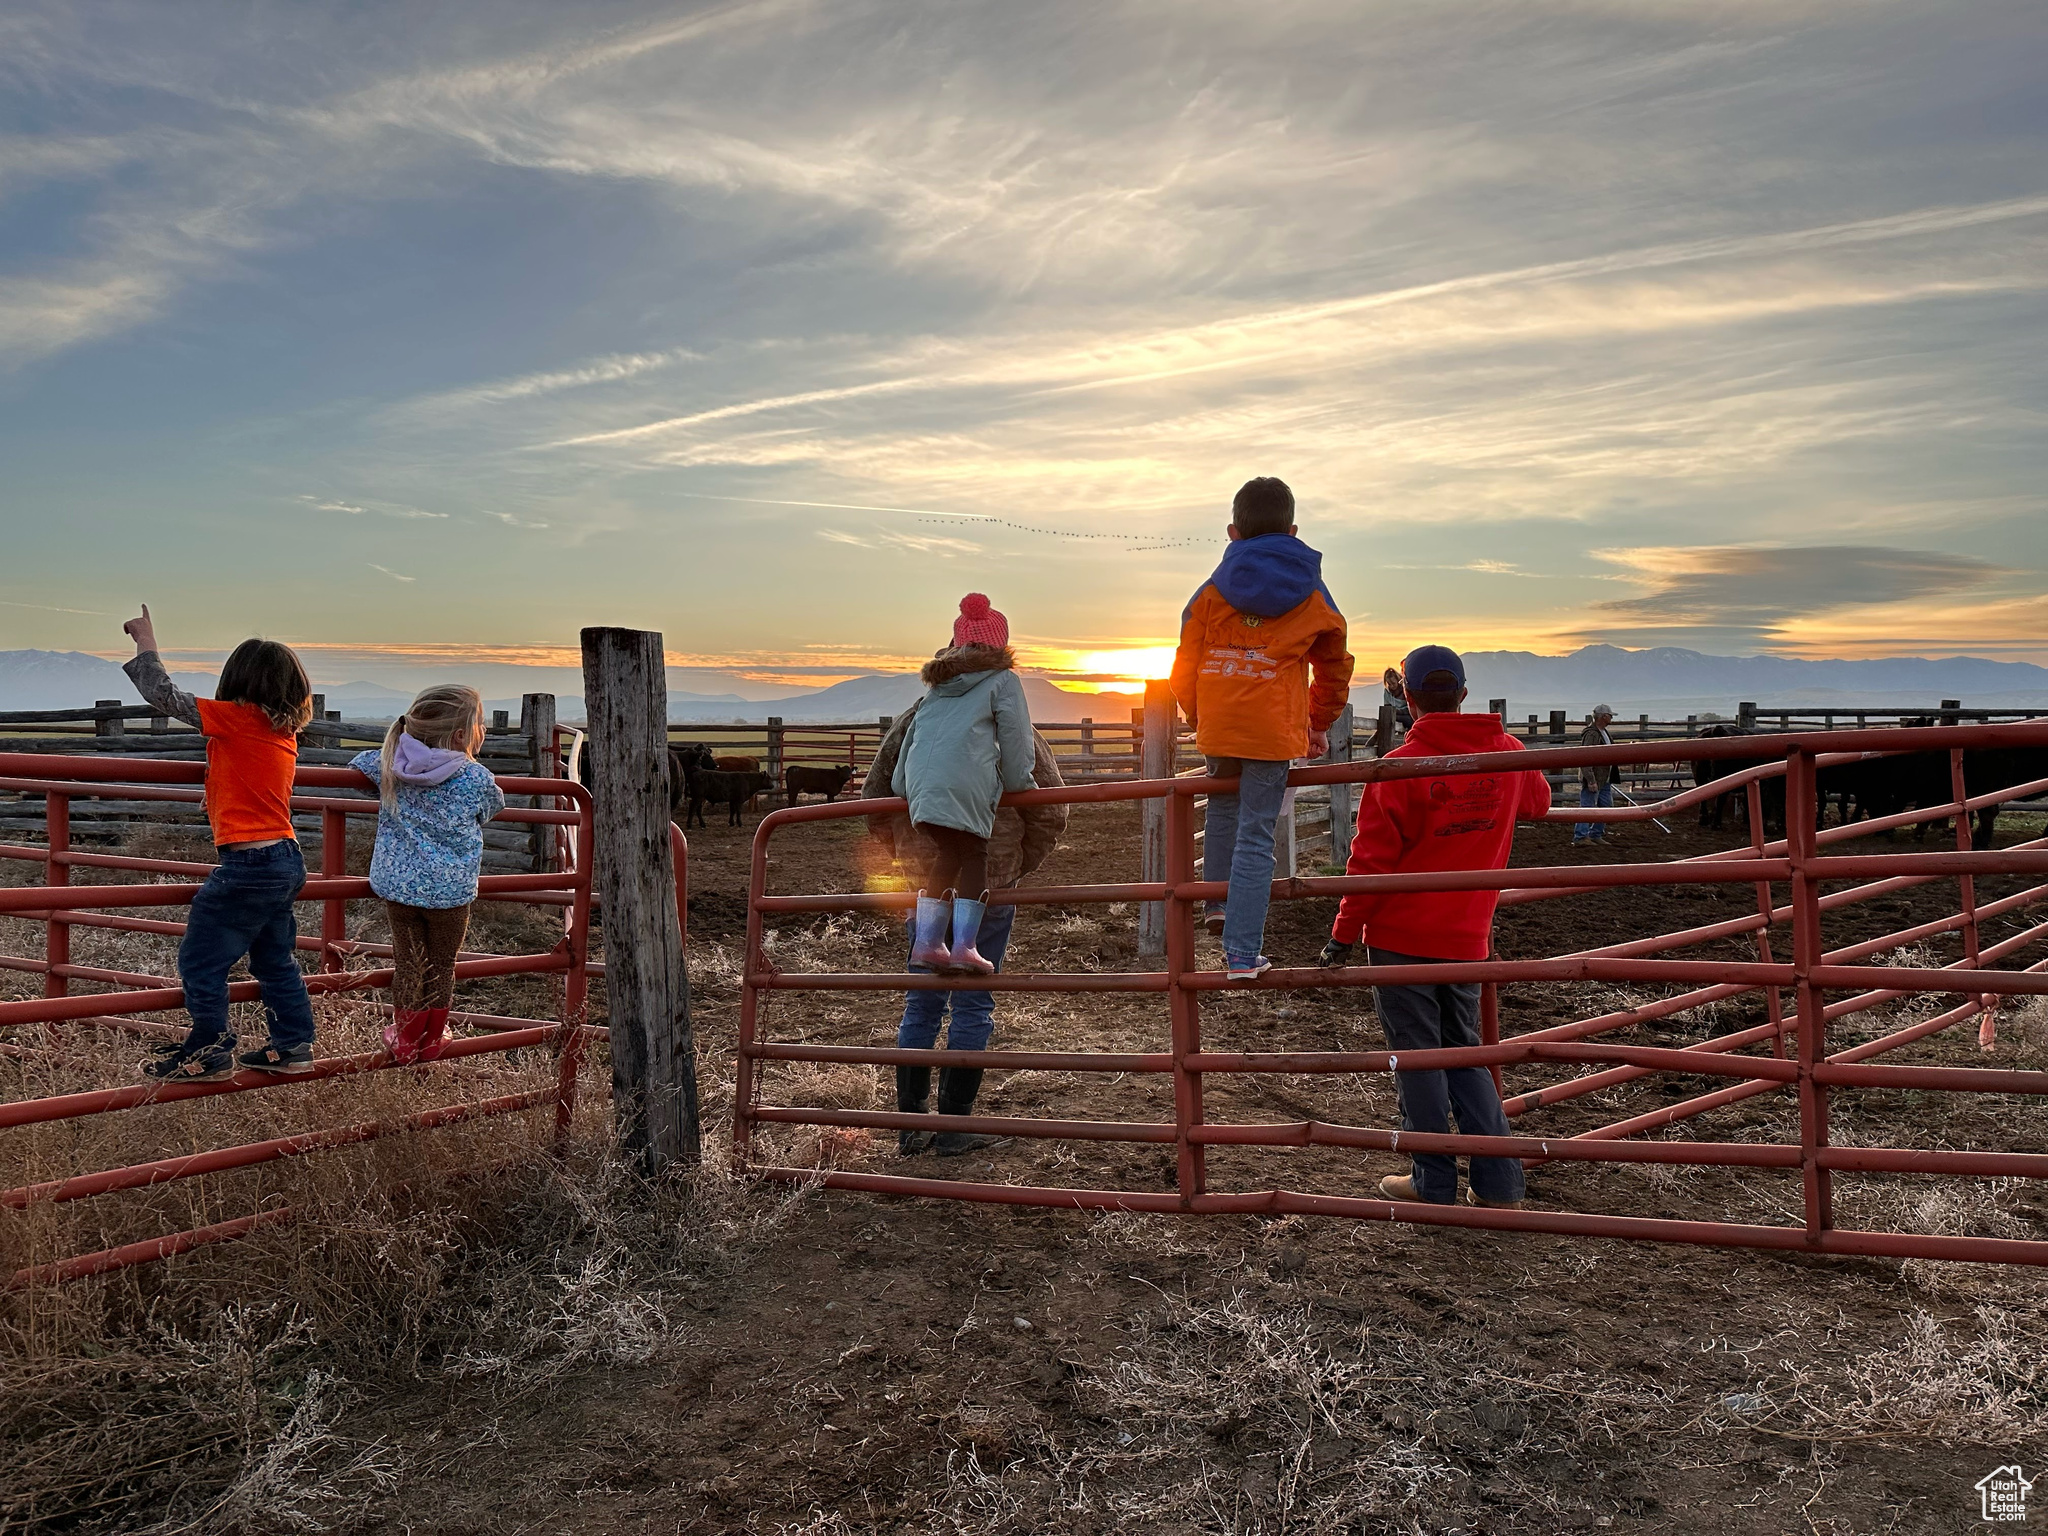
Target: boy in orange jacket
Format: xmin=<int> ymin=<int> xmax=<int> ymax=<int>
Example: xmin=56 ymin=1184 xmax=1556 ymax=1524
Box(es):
xmin=1170 ymin=477 xmax=1353 ymax=979
xmin=1319 ymin=645 xmax=1553 ymax=1208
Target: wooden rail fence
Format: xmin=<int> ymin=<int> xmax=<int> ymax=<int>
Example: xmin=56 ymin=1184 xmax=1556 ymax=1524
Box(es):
xmin=0 ymin=693 xmax=561 ymax=871
xmin=10 ymin=689 xmax=2040 ymax=869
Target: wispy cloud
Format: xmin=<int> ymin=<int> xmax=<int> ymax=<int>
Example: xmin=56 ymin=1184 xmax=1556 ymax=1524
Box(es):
xmin=817 ymin=527 xmax=979 ymax=556
xmin=6 ymin=2 xmax=2048 ymax=664
xmin=299 ymin=495 xmax=447 ymax=520
xmin=401 ymin=348 xmax=701 ymax=416
xmin=368 ymin=563 xmax=417 ymax=583
xmin=0 ymin=598 xmax=112 ymax=616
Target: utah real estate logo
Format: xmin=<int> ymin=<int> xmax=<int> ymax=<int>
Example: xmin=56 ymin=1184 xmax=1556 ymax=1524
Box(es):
xmin=1977 ymin=1465 xmax=2033 ymax=1524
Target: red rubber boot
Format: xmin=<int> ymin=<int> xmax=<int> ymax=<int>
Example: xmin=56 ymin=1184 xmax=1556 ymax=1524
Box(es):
xmin=384 ymin=1009 xmax=425 ymax=1064
xmin=413 ymin=1007 xmax=451 ymax=1061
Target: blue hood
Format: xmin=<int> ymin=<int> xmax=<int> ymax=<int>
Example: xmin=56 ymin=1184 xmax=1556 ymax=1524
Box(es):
xmin=1192 ymin=534 xmax=1331 ymax=620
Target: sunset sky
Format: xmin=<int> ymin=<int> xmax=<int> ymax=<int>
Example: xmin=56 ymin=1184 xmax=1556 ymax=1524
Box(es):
xmin=2 ymin=1 xmax=2045 ymax=697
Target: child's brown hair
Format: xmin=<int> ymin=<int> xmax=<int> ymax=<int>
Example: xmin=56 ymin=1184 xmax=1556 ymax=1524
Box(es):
xmin=216 ymin=639 xmax=314 ymax=734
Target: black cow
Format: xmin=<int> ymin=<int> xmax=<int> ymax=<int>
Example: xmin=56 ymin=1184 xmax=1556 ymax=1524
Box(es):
xmin=785 ymin=763 xmax=856 ymax=807
xmin=1965 ymin=746 xmax=2048 ymax=845
xmin=1691 ymin=725 xmax=1785 ymax=835
xmin=684 ymin=758 xmax=772 ymax=827
xmin=664 ymin=743 xmax=716 ymax=822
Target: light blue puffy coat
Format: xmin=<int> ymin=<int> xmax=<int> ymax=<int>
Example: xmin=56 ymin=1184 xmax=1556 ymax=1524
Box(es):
xmin=892 ymin=647 xmax=1038 ymax=839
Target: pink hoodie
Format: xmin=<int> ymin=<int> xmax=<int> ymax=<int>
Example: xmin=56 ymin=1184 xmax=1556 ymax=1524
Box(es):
xmin=391 ymin=732 xmax=470 ymax=786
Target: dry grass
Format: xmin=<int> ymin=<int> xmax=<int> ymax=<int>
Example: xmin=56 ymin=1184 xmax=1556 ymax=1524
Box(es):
xmin=0 ymin=835 xmax=823 ymax=1534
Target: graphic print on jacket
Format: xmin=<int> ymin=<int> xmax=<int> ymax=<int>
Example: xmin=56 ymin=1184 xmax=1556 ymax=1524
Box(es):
xmin=1329 ymin=712 xmax=1554 ymax=960
xmin=1170 ymin=533 xmax=1354 ymax=762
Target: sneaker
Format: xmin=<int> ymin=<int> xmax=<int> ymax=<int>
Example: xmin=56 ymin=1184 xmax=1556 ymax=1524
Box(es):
xmin=1203 ymin=907 xmax=1227 ymax=937
xmin=1224 ymin=954 xmax=1272 ymax=982
xmin=139 ymin=1041 xmax=237 ymax=1082
xmin=238 ymin=1042 xmax=315 ymax=1075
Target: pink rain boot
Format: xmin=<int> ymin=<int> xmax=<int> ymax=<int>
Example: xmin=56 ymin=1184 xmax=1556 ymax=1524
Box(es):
xmin=909 ymin=890 xmax=955 ymax=971
xmin=947 ymin=893 xmax=996 ymax=976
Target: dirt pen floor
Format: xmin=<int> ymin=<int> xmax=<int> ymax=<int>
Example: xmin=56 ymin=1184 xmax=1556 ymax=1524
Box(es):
xmin=4 ymin=798 xmax=2047 ymax=1535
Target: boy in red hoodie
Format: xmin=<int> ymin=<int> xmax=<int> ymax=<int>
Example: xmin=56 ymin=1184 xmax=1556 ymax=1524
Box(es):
xmin=1319 ymin=645 xmax=1553 ymax=1209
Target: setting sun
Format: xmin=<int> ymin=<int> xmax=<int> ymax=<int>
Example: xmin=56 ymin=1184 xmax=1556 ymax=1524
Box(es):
xmin=1065 ymin=646 xmax=1179 ymax=692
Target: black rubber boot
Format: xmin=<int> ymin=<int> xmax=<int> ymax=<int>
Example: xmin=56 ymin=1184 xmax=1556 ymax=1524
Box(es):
xmin=896 ymin=1065 xmax=935 ymax=1156
xmin=932 ymin=1065 xmax=1009 ymax=1157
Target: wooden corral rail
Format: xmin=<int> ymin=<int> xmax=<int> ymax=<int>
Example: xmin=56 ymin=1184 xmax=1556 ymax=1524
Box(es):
xmin=0 ymin=694 xmax=562 ymax=871
xmin=1482 ymin=698 xmax=2048 ymax=808
xmin=655 ymin=711 xmax=1212 ymax=793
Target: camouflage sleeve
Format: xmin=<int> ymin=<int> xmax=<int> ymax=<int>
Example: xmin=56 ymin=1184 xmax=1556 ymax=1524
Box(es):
xmin=122 ymin=651 xmax=204 ymax=730
xmin=1015 ymin=728 xmax=1069 ymax=881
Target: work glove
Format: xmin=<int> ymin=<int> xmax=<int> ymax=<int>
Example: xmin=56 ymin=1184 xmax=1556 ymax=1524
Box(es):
xmin=1318 ymin=939 xmax=1356 ymax=969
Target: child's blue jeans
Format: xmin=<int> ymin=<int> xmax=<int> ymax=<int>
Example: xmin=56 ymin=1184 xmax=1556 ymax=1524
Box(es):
xmin=1203 ymin=756 xmax=1293 ymax=963
xmin=897 ymin=899 xmax=1018 ymax=1052
xmin=177 ymin=841 xmax=316 ymax=1051
xmin=1370 ymin=946 xmax=1525 ymax=1205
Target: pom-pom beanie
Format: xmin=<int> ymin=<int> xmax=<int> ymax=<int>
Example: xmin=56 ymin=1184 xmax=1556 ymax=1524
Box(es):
xmin=951 ymin=592 xmax=1009 ymax=650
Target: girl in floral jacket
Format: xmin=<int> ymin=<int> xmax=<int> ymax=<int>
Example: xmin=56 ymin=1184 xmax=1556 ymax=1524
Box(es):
xmin=349 ymin=685 xmax=505 ymax=1062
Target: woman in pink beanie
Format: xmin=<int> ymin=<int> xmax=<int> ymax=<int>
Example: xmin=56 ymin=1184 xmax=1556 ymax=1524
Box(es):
xmin=891 ymin=593 xmax=1036 ymax=977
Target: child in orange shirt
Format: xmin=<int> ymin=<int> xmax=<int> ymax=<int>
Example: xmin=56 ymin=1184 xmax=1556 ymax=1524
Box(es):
xmin=123 ymin=605 xmax=319 ymax=1082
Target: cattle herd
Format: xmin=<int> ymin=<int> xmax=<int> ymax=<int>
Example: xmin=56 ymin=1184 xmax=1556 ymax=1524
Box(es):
xmin=664 ymin=743 xmax=858 ymax=828
xmin=1691 ymin=724 xmax=2048 ymax=842
xmin=644 ymin=728 xmax=2045 ymax=840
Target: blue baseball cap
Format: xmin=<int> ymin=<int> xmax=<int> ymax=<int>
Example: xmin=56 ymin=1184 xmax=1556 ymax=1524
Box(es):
xmin=1401 ymin=644 xmax=1466 ymax=693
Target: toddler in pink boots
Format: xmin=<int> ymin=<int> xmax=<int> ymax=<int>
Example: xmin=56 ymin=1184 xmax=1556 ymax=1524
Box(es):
xmin=349 ymin=684 xmax=505 ymax=1062
xmin=892 ymin=594 xmax=1039 ymax=975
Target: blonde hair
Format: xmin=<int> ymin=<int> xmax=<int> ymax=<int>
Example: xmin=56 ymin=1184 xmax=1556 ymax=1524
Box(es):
xmin=378 ymin=684 xmax=485 ymax=808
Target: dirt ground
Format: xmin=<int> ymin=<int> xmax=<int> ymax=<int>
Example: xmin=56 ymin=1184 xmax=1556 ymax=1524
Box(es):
xmin=5 ymin=792 xmax=2047 ymax=1534
xmin=360 ymin=796 xmax=2046 ymax=1536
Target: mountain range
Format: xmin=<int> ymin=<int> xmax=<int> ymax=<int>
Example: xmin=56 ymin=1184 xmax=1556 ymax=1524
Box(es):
xmin=1452 ymin=645 xmax=2048 ymax=717
xmin=5 ymin=644 xmax=2046 ymax=724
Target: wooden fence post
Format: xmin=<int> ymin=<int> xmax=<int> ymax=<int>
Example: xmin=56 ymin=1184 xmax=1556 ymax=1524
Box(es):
xmin=520 ymin=693 xmax=558 ymax=873
xmin=1323 ymin=703 xmax=1355 ymax=867
xmin=1738 ymin=701 xmax=1757 ymax=731
xmin=580 ymin=627 xmax=699 ymax=1173
xmin=1488 ymin=698 xmax=1507 ymax=717
xmin=766 ymin=716 xmax=784 ymax=791
xmin=1549 ymin=709 xmax=1566 ymax=740
xmin=1374 ymin=703 xmax=1395 ymax=755
xmin=95 ymin=700 xmax=122 ymax=741
xmin=1939 ymin=698 xmax=1962 ymax=728
xmin=1138 ymin=680 xmax=1174 ymax=958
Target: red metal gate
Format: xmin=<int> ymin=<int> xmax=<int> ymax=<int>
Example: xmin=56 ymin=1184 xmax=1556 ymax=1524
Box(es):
xmin=0 ymin=753 xmax=597 ymax=1287
xmin=736 ymin=723 xmax=2048 ymax=1266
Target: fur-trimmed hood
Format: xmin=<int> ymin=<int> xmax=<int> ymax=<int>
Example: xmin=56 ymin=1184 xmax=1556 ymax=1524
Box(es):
xmin=921 ymin=643 xmax=1016 ymax=688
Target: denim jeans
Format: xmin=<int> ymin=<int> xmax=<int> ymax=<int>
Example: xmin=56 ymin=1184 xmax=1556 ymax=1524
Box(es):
xmin=1203 ymin=756 xmax=1293 ymax=964
xmin=897 ymin=898 xmax=1018 ymax=1053
xmin=1370 ymin=946 xmax=1525 ymax=1205
xmin=177 ymin=841 xmax=316 ymax=1051
xmin=1574 ymin=781 xmax=1614 ymax=841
